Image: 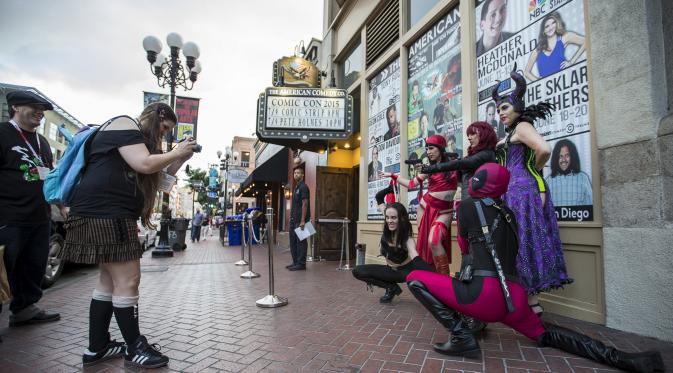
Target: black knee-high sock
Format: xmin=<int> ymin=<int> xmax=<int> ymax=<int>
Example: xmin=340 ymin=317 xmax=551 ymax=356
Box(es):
xmin=113 ymin=305 xmax=140 ymax=346
xmin=89 ymin=299 xmax=113 ymax=351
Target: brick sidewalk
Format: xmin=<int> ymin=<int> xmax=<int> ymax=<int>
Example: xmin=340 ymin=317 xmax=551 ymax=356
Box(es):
xmin=1 ymin=236 xmax=671 ymax=372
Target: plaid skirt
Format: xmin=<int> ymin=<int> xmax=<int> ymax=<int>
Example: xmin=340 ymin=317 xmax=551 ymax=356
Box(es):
xmin=60 ymin=216 xmax=144 ymax=264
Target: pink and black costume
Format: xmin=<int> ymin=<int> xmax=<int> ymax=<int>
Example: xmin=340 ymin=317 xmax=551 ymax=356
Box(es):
xmin=406 ymin=163 xmax=663 ymax=372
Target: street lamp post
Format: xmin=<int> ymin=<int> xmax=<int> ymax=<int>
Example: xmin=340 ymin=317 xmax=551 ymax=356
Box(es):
xmin=219 ymin=146 xmax=239 ymax=217
xmin=143 ymin=32 xmax=202 ymax=257
xmin=191 ymin=180 xmax=203 ymax=218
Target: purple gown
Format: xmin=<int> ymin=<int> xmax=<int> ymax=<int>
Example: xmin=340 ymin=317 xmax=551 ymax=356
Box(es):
xmin=502 ymin=143 xmax=573 ymax=294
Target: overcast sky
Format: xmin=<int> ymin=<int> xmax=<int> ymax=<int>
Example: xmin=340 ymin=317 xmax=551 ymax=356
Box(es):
xmin=0 ymin=0 xmax=324 ymax=171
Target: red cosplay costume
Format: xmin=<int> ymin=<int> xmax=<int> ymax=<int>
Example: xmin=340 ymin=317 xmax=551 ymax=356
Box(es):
xmin=409 ymin=135 xmax=457 ymax=268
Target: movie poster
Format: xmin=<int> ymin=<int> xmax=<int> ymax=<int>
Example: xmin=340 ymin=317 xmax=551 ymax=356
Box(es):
xmin=175 ymin=96 xmax=200 ymax=141
xmin=475 ymin=0 xmax=593 ymax=221
xmin=406 ymin=7 xmax=462 ymax=220
xmin=367 ymin=58 xmax=401 ymax=220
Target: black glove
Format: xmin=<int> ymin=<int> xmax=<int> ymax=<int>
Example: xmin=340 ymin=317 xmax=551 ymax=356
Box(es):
xmin=420 ymin=163 xmax=442 ymax=174
xmin=375 ymin=185 xmax=394 ymax=205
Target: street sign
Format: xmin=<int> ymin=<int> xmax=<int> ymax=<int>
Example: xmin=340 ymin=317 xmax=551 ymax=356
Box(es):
xmin=207 ymin=191 xmax=217 ymax=199
xmin=227 ymin=168 xmax=249 ymax=183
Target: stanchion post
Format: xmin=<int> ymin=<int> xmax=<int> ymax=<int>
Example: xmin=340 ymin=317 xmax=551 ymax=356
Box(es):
xmin=240 ymin=216 xmax=260 ymax=279
xmin=256 ymin=208 xmax=288 ymax=308
xmin=338 ymin=218 xmax=353 ymax=271
xmin=234 ymin=219 xmax=247 ymax=266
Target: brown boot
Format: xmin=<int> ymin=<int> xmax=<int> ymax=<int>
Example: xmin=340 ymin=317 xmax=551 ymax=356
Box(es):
xmin=433 ymin=254 xmax=451 ymax=275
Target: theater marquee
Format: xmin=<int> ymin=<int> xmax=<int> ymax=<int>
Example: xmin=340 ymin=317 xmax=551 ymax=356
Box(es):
xmin=256 ymin=87 xmax=353 ymax=142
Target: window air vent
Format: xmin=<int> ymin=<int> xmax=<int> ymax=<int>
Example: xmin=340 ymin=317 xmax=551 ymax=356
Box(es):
xmin=365 ymin=0 xmax=399 ymax=67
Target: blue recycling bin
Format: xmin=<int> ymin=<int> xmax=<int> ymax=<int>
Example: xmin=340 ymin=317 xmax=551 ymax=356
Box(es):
xmin=226 ymin=217 xmax=242 ymax=246
xmin=244 ymin=208 xmax=262 ymax=244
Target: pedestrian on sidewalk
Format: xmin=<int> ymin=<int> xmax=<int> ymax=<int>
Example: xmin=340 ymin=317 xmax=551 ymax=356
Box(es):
xmin=191 ymin=209 xmax=203 ymax=243
xmin=58 ymin=103 xmax=196 ymax=368
xmin=287 ymin=165 xmax=310 ymax=271
xmin=0 ymin=91 xmax=61 ymax=338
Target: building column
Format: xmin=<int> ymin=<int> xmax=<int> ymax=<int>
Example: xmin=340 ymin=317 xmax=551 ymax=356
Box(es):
xmin=588 ymin=0 xmax=672 ymax=341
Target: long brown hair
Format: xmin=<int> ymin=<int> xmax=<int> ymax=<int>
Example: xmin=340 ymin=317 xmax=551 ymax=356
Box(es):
xmin=136 ymin=102 xmax=177 ymax=228
xmin=536 ymin=12 xmax=567 ymax=52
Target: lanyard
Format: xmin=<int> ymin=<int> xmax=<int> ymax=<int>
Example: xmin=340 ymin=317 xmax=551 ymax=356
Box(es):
xmin=9 ymin=120 xmax=43 ymax=163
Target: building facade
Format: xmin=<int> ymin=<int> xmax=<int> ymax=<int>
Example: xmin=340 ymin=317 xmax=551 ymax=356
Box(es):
xmin=230 ymin=136 xmax=257 ymax=215
xmin=1 ymin=83 xmax=83 ymax=163
xmin=318 ymin=0 xmax=672 ymax=341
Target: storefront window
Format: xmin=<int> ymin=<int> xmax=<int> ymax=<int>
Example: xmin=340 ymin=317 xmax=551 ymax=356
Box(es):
xmin=339 ymin=42 xmax=363 ymax=89
xmin=366 ymin=58 xmax=400 ymax=220
xmin=407 ymin=8 xmax=462 ymax=220
xmin=474 ymin=0 xmax=593 ymax=221
xmin=408 ymin=0 xmax=440 ymax=28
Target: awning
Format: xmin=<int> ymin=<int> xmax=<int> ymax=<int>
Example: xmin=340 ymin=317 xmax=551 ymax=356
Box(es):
xmin=237 ymin=147 xmax=289 ymax=197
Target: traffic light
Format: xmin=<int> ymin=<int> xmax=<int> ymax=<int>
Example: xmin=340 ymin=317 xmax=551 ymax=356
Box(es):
xmin=220 ymin=159 xmax=226 ymax=170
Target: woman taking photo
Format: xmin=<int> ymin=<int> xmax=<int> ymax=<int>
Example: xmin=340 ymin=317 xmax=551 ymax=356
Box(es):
xmin=382 ymin=134 xmax=457 ymax=275
xmin=352 ymin=202 xmax=432 ymax=303
xmin=493 ymin=66 xmax=572 ymax=315
xmin=60 ymin=103 xmax=196 ymax=368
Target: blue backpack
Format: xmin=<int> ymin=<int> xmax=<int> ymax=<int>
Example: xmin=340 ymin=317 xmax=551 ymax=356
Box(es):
xmin=43 ymin=117 xmax=119 ymax=205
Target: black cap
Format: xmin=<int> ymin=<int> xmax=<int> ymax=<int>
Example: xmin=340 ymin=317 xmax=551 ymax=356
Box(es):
xmin=6 ymin=90 xmax=54 ymax=111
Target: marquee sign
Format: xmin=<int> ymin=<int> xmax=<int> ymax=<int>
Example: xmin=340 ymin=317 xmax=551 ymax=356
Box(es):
xmin=256 ymin=87 xmax=353 ymax=142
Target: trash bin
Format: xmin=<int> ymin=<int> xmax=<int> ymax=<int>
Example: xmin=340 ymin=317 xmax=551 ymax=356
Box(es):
xmin=169 ymin=218 xmax=190 ymax=251
xmin=226 ymin=217 xmax=243 ymax=246
xmin=355 ymin=243 xmax=366 ymax=266
xmin=244 ymin=208 xmax=262 ymax=244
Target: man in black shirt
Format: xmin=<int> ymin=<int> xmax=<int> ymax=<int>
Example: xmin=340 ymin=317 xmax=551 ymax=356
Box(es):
xmin=0 ymin=91 xmax=61 ymax=334
xmin=287 ymin=166 xmax=310 ymax=271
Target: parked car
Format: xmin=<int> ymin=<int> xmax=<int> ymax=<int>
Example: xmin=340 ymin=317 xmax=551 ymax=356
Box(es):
xmin=138 ymin=221 xmax=158 ymax=251
xmin=43 ymin=206 xmax=66 ymax=288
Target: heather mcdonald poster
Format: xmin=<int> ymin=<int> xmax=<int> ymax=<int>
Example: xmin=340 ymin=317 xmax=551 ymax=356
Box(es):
xmin=406 ymin=7 xmax=462 ymax=220
xmin=367 ymin=58 xmax=401 ymax=220
xmin=475 ymin=0 xmax=593 ymax=221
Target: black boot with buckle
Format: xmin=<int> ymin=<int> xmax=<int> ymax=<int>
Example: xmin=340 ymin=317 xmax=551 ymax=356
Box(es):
xmin=407 ymin=280 xmax=480 ymax=358
xmin=379 ymin=284 xmax=402 ymax=303
xmin=539 ymin=323 xmax=664 ymax=373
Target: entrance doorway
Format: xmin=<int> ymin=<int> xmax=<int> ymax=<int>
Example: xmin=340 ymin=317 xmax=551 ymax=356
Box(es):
xmin=314 ymin=166 xmax=354 ymax=260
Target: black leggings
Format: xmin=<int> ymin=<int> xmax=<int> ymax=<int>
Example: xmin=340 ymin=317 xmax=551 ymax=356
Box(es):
xmin=352 ymin=257 xmax=433 ymax=289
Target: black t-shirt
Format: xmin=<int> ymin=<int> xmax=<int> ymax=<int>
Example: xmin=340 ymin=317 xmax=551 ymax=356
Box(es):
xmin=0 ymin=121 xmax=53 ymax=225
xmin=69 ymin=128 xmax=146 ymax=219
xmin=458 ymin=197 xmax=518 ymax=278
xmin=290 ymin=181 xmax=310 ymax=223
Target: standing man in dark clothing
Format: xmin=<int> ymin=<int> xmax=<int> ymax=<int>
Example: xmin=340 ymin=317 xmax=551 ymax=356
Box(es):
xmin=191 ymin=209 xmax=203 ymax=243
xmin=0 ymin=90 xmax=61 ymax=333
xmin=287 ymin=167 xmax=310 ymax=271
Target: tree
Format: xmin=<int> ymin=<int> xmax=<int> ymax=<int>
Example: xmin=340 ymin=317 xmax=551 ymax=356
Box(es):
xmin=184 ymin=167 xmax=210 ymax=207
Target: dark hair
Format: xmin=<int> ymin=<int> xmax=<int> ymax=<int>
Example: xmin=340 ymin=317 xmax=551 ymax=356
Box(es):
xmin=486 ymin=102 xmax=496 ymax=111
xmin=412 ymin=80 xmax=420 ymax=90
xmin=382 ymin=202 xmax=413 ymax=249
xmin=550 ymin=139 xmax=581 ymax=177
xmin=466 ymin=121 xmax=497 ymax=156
xmin=9 ymin=106 xmax=15 ymax=118
xmin=137 ymin=102 xmax=178 ymax=229
xmin=537 ymin=12 xmax=567 ymax=52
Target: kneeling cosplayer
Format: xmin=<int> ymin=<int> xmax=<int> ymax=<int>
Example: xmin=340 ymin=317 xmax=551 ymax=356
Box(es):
xmin=406 ymin=163 xmax=663 ymax=373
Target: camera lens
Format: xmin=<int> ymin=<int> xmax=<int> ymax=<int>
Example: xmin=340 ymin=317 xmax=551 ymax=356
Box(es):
xmin=194 ymin=144 xmax=202 ymax=153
